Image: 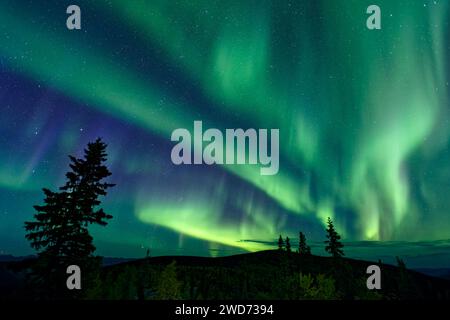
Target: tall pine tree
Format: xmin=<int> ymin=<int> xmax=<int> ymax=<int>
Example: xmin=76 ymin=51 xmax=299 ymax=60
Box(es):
xmin=278 ymin=235 xmax=284 ymax=250
xmin=298 ymin=232 xmax=311 ymax=255
xmin=285 ymin=237 xmax=291 ymax=253
xmin=324 ymin=217 xmax=344 ymax=258
xmin=25 ymin=138 xmax=115 ymax=263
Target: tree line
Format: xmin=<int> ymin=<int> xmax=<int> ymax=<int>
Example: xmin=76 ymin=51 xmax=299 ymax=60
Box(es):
xmin=277 ymin=217 xmax=344 ymax=258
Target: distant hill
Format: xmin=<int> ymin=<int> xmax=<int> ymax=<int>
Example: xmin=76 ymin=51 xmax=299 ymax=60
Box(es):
xmin=1 ymin=251 xmax=450 ymax=300
xmin=3 ymin=253 xmax=449 ymax=279
xmin=0 ymin=255 xmax=35 ymax=262
xmin=414 ymin=268 xmax=450 ymax=280
xmin=0 ymin=255 xmax=134 ymax=266
xmin=97 ymin=250 xmax=450 ymax=299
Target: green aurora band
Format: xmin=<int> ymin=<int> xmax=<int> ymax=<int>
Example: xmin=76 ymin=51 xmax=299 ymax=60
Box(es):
xmin=0 ymin=0 xmax=449 ymax=256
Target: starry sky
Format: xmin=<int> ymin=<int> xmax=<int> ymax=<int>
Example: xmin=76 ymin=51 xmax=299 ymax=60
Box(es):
xmin=0 ymin=0 xmax=449 ymax=266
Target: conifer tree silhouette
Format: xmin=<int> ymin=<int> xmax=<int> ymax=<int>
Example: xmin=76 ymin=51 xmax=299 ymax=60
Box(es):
xmin=285 ymin=237 xmax=291 ymax=253
xmin=278 ymin=235 xmax=284 ymax=250
xmin=299 ymin=232 xmax=311 ymax=255
xmin=25 ymin=138 xmax=114 ymax=260
xmin=24 ymin=138 xmax=115 ymax=297
xmin=324 ymin=217 xmax=344 ymax=258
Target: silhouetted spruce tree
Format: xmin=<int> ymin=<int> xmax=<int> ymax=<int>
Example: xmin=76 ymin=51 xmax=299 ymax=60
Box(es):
xmin=324 ymin=217 xmax=344 ymax=258
xmin=278 ymin=235 xmax=284 ymax=250
xmin=24 ymin=138 xmax=115 ymax=297
xmin=285 ymin=237 xmax=291 ymax=253
xmin=299 ymin=232 xmax=311 ymax=255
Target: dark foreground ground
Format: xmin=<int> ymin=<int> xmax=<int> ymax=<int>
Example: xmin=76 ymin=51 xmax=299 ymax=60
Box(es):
xmin=1 ymin=250 xmax=450 ymax=300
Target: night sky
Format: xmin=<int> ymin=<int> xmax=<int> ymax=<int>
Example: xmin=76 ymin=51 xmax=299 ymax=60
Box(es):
xmin=0 ymin=0 xmax=449 ymax=267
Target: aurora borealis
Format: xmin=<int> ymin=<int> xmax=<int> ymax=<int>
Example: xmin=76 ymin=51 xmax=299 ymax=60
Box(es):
xmin=0 ymin=0 xmax=449 ymax=266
